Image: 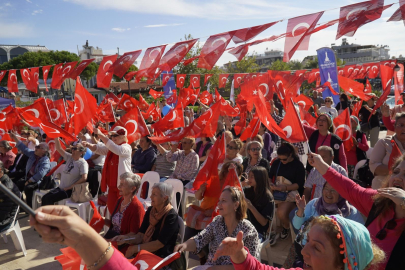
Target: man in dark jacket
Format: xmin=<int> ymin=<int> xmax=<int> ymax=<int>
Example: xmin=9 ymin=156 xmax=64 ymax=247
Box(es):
xmin=0 ymin=161 xmax=21 ymax=233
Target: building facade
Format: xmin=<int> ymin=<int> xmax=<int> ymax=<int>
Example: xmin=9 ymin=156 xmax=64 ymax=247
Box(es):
xmin=223 ymin=49 xmax=283 ymax=72
xmin=0 ymin=45 xmax=49 ymax=64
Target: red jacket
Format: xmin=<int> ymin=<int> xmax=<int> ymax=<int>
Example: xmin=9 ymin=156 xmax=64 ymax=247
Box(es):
xmin=111 ymin=196 xmax=145 ymax=235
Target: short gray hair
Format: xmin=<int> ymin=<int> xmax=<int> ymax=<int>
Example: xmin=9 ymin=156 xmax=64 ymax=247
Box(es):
xmin=152 ymin=182 xmax=173 ymax=205
xmin=245 ymin=141 xmax=263 ymax=159
xmin=317 ymin=146 xmax=334 ymax=157
xmin=0 ymin=140 xmax=12 ymax=151
xmin=120 ymin=172 xmax=141 ymax=195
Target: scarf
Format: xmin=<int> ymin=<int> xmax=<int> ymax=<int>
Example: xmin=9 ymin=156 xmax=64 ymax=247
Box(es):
xmin=245 ymin=157 xmax=262 ymax=175
xmin=101 ymin=144 xmax=121 ymax=192
xmin=315 ymin=192 xmax=352 ymax=218
xmin=142 ymin=204 xmax=172 ymax=243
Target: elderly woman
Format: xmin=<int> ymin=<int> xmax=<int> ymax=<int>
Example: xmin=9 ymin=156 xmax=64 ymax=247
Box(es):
xmin=242 ymin=141 xmax=270 ymax=180
xmin=113 ymin=182 xmax=179 ymax=259
xmin=218 ymin=139 xmax=243 ymax=171
xmin=41 ymin=140 xmax=88 ymax=206
xmin=308 ymin=152 xmax=405 ymax=269
xmin=82 ymin=126 xmax=132 ymax=213
xmin=369 ymin=112 xmax=405 ymax=189
xmin=131 ymin=136 xmax=156 ymax=173
xmin=104 ymin=172 xmax=145 ymax=250
xmin=175 ymin=186 xmax=260 ymax=269
xmin=0 ymin=140 xmax=16 ymax=169
xmin=318 ymin=96 xmax=338 ymax=119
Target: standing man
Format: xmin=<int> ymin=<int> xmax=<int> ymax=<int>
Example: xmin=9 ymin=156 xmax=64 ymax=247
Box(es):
xmin=359 ymin=94 xmax=380 ymax=147
xmin=311 ymin=90 xmax=324 ymax=108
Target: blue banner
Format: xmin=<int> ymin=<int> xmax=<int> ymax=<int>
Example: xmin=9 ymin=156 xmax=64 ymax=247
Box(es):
xmin=317 ymin=47 xmax=340 ymax=106
xmin=0 ymin=97 xmax=15 ymax=110
xmin=162 ymin=71 xmax=175 ymax=99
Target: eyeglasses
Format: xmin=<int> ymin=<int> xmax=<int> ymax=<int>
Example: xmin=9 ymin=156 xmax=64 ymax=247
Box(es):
xmin=323 ymin=188 xmax=338 ymax=195
xmin=71 ymin=147 xmax=78 ymax=151
xmin=249 ymin=147 xmax=261 ymax=152
xmin=35 ymin=145 xmax=43 ymax=150
xmin=376 ymin=218 xmax=397 ymax=240
xmin=227 ymin=145 xmax=238 ymax=150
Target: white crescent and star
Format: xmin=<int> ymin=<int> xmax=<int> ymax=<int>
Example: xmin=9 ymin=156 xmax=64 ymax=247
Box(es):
xmin=169 ymin=111 xmax=177 ymax=122
xmin=39 ymin=123 xmax=60 ymax=134
xmin=149 ymin=48 xmax=162 ymax=58
xmin=50 ymin=108 xmax=61 ymax=121
xmin=335 ymin=124 xmax=351 ymax=141
xmin=283 ymin=126 xmax=292 ymax=138
xmin=124 ymin=100 xmax=131 ymax=108
xmin=74 ymin=94 xmax=85 ymax=114
xmin=103 ymin=60 xmax=113 ymax=70
xmin=211 ymin=37 xmax=228 ymax=47
xmin=259 ymin=83 xmax=269 ymax=96
xmin=292 ymin=22 xmax=310 ymax=37
xmin=0 ymin=112 xmax=6 ymax=122
xmin=125 ymin=120 xmax=138 ymax=135
xmin=23 ymin=69 xmax=30 ymax=79
xmin=25 ymin=108 xmax=40 ymax=118
xmin=346 ymin=8 xmax=367 ymax=20
xmin=134 ymin=260 xmax=149 ymax=270
xmin=298 ymin=101 xmax=306 ymax=108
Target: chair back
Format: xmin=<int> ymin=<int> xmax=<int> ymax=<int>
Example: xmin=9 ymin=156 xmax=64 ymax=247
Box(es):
xmin=138 ymin=171 xmax=160 ymax=200
xmin=164 ymin=179 xmax=184 ymax=213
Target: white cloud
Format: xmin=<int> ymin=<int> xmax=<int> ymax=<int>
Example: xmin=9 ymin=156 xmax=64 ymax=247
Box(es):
xmin=26 ymin=0 xmax=32 ymax=3
xmin=112 ymin=27 xmax=131 ymax=32
xmin=32 ymin=9 xmax=42 ymax=15
xmin=0 ymin=22 xmax=34 ymax=38
xmin=4 ymin=3 xmax=11 ymax=7
xmin=144 ymin=23 xmax=184 ymax=28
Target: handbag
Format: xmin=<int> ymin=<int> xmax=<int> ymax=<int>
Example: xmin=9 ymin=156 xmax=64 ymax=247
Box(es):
xmin=272 ymin=162 xmax=298 ymax=202
xmin=71 ymin=182 xmax=93 ymax=203
xmin=38 ymin=175 xmax=57 ymax=190
xmin=98 ymin=194 xmax=108 ymax=206
xmin=185 ymin=205 xmax=213 ymax=230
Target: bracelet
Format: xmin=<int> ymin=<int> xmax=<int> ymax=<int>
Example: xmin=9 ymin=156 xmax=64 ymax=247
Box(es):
xmin=87 ymin=242 xmax=112 ymax=270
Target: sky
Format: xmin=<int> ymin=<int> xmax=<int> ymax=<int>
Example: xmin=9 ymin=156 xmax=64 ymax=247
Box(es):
xmin=1 ymin=0 xmax=405 ymax=67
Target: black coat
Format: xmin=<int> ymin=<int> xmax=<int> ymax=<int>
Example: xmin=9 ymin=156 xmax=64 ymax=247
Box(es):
xmin=0 ymin=174 xmax=21 ymax=226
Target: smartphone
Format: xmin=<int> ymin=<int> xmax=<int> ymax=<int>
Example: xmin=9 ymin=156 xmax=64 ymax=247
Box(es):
xmin=0 ymin=182 xmax=36 ymax=217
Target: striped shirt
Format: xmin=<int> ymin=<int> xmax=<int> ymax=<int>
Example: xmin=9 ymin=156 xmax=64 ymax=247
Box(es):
xmin=154 ymin=150 xmax=176 ymax=178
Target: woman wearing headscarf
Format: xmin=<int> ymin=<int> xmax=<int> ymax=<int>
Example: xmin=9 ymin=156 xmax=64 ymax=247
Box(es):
xmin=82 ymin=126 xmax=132 ymax=214
xmin=345 ymin=115 xmax=369 ymax=178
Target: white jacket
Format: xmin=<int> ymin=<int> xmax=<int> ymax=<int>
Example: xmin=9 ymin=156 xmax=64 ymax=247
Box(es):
xmin=94 ymin=140 xmax=132 ymax=188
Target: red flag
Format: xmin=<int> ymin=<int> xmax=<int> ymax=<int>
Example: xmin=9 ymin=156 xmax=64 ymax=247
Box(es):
xmin=197 ymin=31 xmax=235 ymax=70
xmin=300 ymin=106 xmax=317 ymax=128
xmin=110 ymin=50 xmax=142 ymax=78
xmin=189 ymin=75 xmax=200 ymax=89
xmin=130 ymin=250 xmax=180 ymax=270
xmin=240 ymin=115 xmax=260 ymax=141
xmin=228 ymin=44 xmax=250 ymax=61
xmin=283 ymin=12 xmax=324 ymax=62
xmin=55 ymin=247 xmax=83 ymax=270
xmin=53 ymin=61 xmax=78 ymax=90
xmin=152 ymin=104 xmax=184 ymax=132
xmin=234 ymin=73 xmax=248 ymax=88
xmin=333 ymin=108 xmax=354 ymax=151
xmin=68 ymin=59 xmax=95 ymax=79
xmin=97 ymin=103 xmax=116 ymax=123
xmin=20 ymin=68 xmax=37 ymax=93
xmin=7 ymin=70 xmax=18 ymax=93
xmin=48 ymin=99 xmax=68 ymax=126
xmin=293 ymin=94 xmax=314 ymax=111
xmin=46 ymin=137 xmax=64 ymax=162
xmin=199 ymin=90 xmax=213 ymax=105
xmin=351 ymin=100 xmax=363 ymax=117
xmin=50 ymin=63 xmax=63 ymax=89
xmin=115 ymin=107 xmax=149 ymax=144
xmin=365 ymin=78 xmax=372 ymax=93
xmin=182 ymin=56 xmax=199 ymax=66
xmin=204 ymin=74 xmax=213 ymax=86
xmin=66 ymin=100 xmax=75 ymax=114
xmin=218 ymin=74 xmax=229 ymax=88
xmin=338 ymin=75 xmax=371 ymax=101
xmin=279 ymin=102 xmax=308 ymax=143
xmin=336 ymin=0 xmax=386 ymax=39
xmin=166 ymin=90 xmax=177 ymax=105
xmin=97 ymin=55 xmax=118 ymax=88
xmin=89 ymin=201 xmax=105 ymax=233
xmin=0 ymin=70 xmax=7 ymax=84
xmin=232 ymin=22 xmax=278 ymax=43
xmin=159 ymin=39 xmax=198 ymax=71
xmin=102 ymin=92 xmax=120 ymax=105
xmin=0 ymin=106 xmax=20 ymax=134
xmin=387 ymin=0 xmax=405 ymax=23
xmin=368 ymin=63 xmax=380 ymax=79
xmin=176 ymin=74 xmax=186 ymax=89
xmin=394 ymin=63 xmax=404 ymax=105
xmin=142 ymin=102 xmax=160 ymax=122
xmin=20 ymin=98 xmax=52 ymax=125
xmin=371 ymin=65 xmax=394 ymax=117
xmin=117 ymin=94 xmax=139 ymax=112
xmin=42 ymin=65 xmax=52 ymax=92
xmin=161 ymin=73 xmax=172 ymax=86
xmin=137 ymin=45 xmax=166 ymax=79
xmin=70 ymin=78 xmax=98 ymax=135
xmin=149 ymin=89 xmax=164 ymax=100
xmin=138 ymin=95 xmax=150 ymax=111
xmin=388 ymin=139 xmax=402 ymax=172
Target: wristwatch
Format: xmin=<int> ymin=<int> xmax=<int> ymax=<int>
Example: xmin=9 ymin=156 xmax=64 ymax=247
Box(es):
xmin=401 ymin=197 xmax=405 ymax=210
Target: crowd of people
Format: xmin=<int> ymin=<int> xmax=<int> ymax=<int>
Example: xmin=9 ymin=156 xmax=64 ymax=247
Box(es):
xmin=2 ymin=89 xmax=405 ymax=270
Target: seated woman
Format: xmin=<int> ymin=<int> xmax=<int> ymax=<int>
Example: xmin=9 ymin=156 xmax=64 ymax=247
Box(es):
xmin=242 ymin=141 xmax=270 ymax=180
xmin=252 ymin=134 xmax=268 ymax=162
xmin=269 ymin=143 xmax=305 ymax=243
xmin=104 ymin=172 xmax=145 ymax=247
xmin=113 ymin=182 xmax=179 ymax=259
xmin=214 ymin=215 xmax=385 ymax=270
xmin=218 ymin=139 xmax=243 ymax=171
xmin=175 ymin=186 xmax=260 ymax=269
xmin=195 ymin=137 xmax=213 ymax=165
xmin=131 ymin=136 xmax=156 ymax=173
xmin=0 ymin=161 xmax=20 ymax=233
xmin=0 ymin=140 xmax=16 ymax=169
xmin=308 ymin=152 xmax=405 ymax=270
xmin=151 ymin=141 xmax=176 ymax=182
xmin=244 ymin=166 xmax=274 ymax=242
xmin=41 ymin=140 xmax=88 ymax=206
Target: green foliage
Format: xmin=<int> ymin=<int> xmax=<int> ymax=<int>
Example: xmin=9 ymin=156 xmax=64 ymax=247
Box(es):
xmin=225 ymin=55 xmax=260 ymax=74
xmin=15 ymin=100 xmax=33 ymax=107
xmin=81 ymin=62 xmax=98 ymax=87
xmin=303 ymin=57 xmax=318 ymax=69
xmin=269 ymin=60 xmax=290 ymax=71
xmin=113 ymin=64 xmax=138 ymax=82
xmin=288 ymin=60 xmax=303 ymax=71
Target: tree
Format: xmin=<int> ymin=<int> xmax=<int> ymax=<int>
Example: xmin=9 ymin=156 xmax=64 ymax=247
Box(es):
xmin=113 ymin=64 xmax=138 ymax=82
xmin=288 ymin=60 xmax=303 ymax=71
xmin=269 ymin=60 xmax=290 ymax=71
xmin=80 ymin=62 xmax=99 ymax=88
xmin=225 ymin=55 xmax=260 ymax=74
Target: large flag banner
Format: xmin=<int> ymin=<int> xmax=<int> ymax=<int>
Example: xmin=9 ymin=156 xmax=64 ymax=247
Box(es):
xmin=317 ymin=47 xmax=340 ymax=105
xmin=162 ymin=70 xmax=176 ymax=98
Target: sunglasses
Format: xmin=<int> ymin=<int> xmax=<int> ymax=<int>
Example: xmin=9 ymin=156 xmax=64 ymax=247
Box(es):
xmin=325 ymin=100 xmax=332 ymax=103
xmin=226 ymin=145 xmax=238 ymax=150
xmin=71 ymin=147 xmax=78 ymax=151
xmin=110 ymin=134 xmax=120 ymax=138
xmin=21 ymin=132 xmax=29 ymax=135
xmin=35 ymin=145 xmax=43 ymax=150
xmin=249 ymin=147 xmax=261 ymax=152
xmin=376 ymin=218 xmax=397 ymax=240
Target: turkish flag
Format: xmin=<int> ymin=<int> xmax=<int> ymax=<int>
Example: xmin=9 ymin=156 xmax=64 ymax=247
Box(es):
xmin=240 ymin=115 xmax=260 ymax=141
xmin=336 ymin=0 xmax=386 ymax=39
xmin=52 ymin=61 xmax=78 ymax=90
xmin=46 ymin=137 xmax=64 ymax=162
xmin=130 ymin=250 xmax=180 ymax=270
xmin=138 ymin=95 xmax=150 ymax=111
xmin=152 ymin=103 xmax=184 ymax=132
xmin=294 ymin=94 xmax=314 ymax=111
xmin=300 ymin=106 xmax=317 ymax=128
xmin=178 ymin=87 xmax=194 ymax=107
xmin=97 ymin=103 xmax=116 ymax=123
xmin=142 ymin=102 xmax=160 ymax=122
xmin=20 ymin=97 xmax=52 ymax=125
xmin=381 ymin=59 xmax=397 ymax=69
xmin=66 ymin=100 xmax=75 ymax=114
xmin=20 ymin=68 xmax=37 ymax=93
xmin=115 ymin=107 xmax=149 ymax=144
xmin=42 ymin=65 xmax=52 ymax=92
xmin=198 ymin=102 xmax=222 ymax=138
xmin=279 ymin=102 xmax=308 ymax=143
xmin=70 ymin=78 xmax=98 ymax=135
xmin=0 ymin=106 xmax=20 ymax=134
xmin=48 ymin=99 xmax=68 ymax=126
xmin=351 ymin=100 xmax=363 ymax=118
xmin=54 ymin=247 xmax=83 ymax=270
xmin=204 ymin=74 xmax=213 ymax=86
xmin=228 ymin=44 xmax=250 ymax=61
xmin=117 ymin=94 xmax=139 ymax=112
xmin=149 ymin=89 xmax=164 ymax=100
xmin=7 ymin=70 xmax=19 ymax=93
xmin=197 ymin=31 xmax=235 ymax=70
xmin=166 ymin=90 xmax=177 ymax=105
xmin=161 ymin=73 xmax=172 ymax=86
xmin=234 ymin=73 xmax=248 ymax=88
xmin=176 ymin=74 xmax=186 ymax=89
xmin=109 ymin=50 xmax=142 ymax=78
xmin=284 ymin=11 xmax=324 ymax=62
xmin=89 ymin=201 xmax=105 ymax=233
xmin=189 ymin=75 xmax=200 ymax=89
xmin=199 ymin=90 xmax=213 ymax=105
xmin=333 ymin=108 xmax=354 ymax=151
xmin=387 ymin=0 xmax=405 ymax=23
xmin=370 ymin=65 xmax=394 ymax=118
xmin=219 ymin=74 xmax=229 ymax=88
xmin=307 ymin=69 xmax=320 ymax=83
xmin=348 ymin=66 xmax=361 ymax=80
xmin=50 ymin=63 xmax=63 ymax=90
xmin=97 ymin=55 xmax=118 ymax=88
xmin=367 ymin=63 xmax=379 ymax=79
xmin=102 ymin=93 xmax=120 ymax=105
xmin=68 ymin=59 xmax=94 ymax=79
xmin=159 ymin=39 xmax=198 ymax=71
xmin=338 ymin=75 xmax=371 ymax=101
xmin=388 ymin=139 xmax=402 ymax=172
xmin=364 ymin=78 xmax=372 ymax=93
xmin=215 ymin=90 xmax=238 ymax=117
xmin=137 ymin=45 xmax=166 ymax=79
xmin=0 ymin=70 xmax=6 ymax=84
xmin=182 ymin=56 xmax=199 ymax=66
xmin=232 ymin=21 xmax=278 ymax=43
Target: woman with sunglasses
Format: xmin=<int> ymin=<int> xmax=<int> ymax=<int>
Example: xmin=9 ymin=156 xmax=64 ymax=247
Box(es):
xmin=308 ymin=151 xmax=405 ymax=270
xmin=269 ymin=143 xmax=305 ymax=242
xmin=82 ymin=126 xmax=132 ymax=214
xmin=318 ymin=96 xmax=338 ymax=119
xmin=20 ymin=130 xmax=39 ymax=150
xmin=218 ymin=139 xmax=243 ymax=171
xmin=242 ymin=141 xmax=270 ymax=180
xmin=304 ymin=113 xmax=348 ymax=173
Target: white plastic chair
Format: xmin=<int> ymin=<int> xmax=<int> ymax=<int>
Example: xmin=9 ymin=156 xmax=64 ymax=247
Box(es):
xmin=164 ymin=179 xmax=184 ymax=213
xmin=258 ymin=201 xmax=276 ymax=265
xmin=66 ymin=171 xmax=102 ymax=222
xmin=353 ymin=159 xmax=367 ymax=180
xmin=137 ymin=172 xmax=160 ymax=200
xmin=366 ymin=147 xmax=373 ymax=159
xmin=0 ymin=205 xmax=27 ymax=256
xmin=182 ymin=189 xmax=200 ymax=217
